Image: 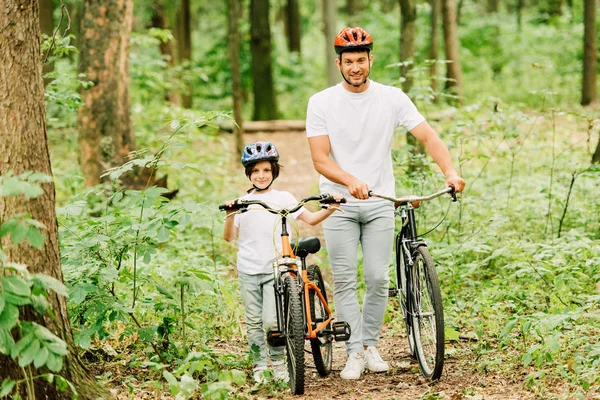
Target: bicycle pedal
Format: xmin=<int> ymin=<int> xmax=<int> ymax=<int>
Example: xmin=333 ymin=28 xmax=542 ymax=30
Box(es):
xmin=388 ymin=287 xmax=398 ymax=297
xmin=267 ymin=330 xmax=285 ymax=347
xmin=332 ymin=321 xmax=351 ymax=342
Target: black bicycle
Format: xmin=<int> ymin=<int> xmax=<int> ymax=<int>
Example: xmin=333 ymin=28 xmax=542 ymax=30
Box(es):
xmin=369 ymin=186 xmax=456 ymax=381
xmin=219 ymin=194 xmax=351 ymax=394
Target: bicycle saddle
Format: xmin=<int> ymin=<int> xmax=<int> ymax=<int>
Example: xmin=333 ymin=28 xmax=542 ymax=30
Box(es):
xmin=291 ymin=237 xmax=321 ymax=258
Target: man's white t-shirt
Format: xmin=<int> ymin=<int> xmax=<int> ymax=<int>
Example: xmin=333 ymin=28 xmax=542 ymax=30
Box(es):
xmin=306 ymin=80 xmax=425 ymax=203
xmin=234 ymin=190 xmax=306 ymax=275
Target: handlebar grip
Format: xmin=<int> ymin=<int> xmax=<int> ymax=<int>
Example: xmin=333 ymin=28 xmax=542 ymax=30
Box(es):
xmin=448 ymin=186 xmax=457 ymax=202
xmin=319 ymin=194 xmax=346 ymax=204
xmin=218 ymin=200 xmax=245 ymax=211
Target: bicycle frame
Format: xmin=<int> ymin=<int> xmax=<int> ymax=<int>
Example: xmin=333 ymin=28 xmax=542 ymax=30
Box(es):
xmin=273 ymin=212 xmax=334 ymax=341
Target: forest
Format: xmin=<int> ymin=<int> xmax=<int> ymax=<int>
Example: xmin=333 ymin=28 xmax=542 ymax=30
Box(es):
xmin=0 ymin=0 xmax=599 ymax=399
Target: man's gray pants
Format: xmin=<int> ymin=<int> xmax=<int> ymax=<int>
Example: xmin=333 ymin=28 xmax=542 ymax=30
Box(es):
xmin=322 ymin=201 xmax=394 ymax=355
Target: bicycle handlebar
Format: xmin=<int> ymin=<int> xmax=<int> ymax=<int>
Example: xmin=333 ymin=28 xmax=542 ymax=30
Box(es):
xmin=369 ymin=186 xmax=457 ymax=204
xmin=218 ymin=193 xmax=347 ymax=214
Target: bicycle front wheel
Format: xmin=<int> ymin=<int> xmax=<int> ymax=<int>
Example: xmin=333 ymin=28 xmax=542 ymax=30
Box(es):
xmin=284 ymin=274 xmax=305 ymax=394
xmin=307 ymin=265 xmax=333 ymax=376
xmin=409 ymin=246 xmax=444 ymax=380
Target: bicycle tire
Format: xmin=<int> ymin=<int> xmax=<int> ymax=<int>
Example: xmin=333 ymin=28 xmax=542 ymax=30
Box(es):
xmin=307 ymin=265 xmax=333 ymax=376
xmin=284 ymin=274 xmax=305 ymax=394
xmin=409 ymin=245 xmax=444 ymax=380
xmin=396 ymin=234 xmax=416 ymax=358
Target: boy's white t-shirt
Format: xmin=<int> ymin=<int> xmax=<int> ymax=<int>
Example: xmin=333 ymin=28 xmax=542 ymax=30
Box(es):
xmin=234 ymin=189 xmax=306 ymax=275
xmin=306 ymin=80 xmax=425 ymax=202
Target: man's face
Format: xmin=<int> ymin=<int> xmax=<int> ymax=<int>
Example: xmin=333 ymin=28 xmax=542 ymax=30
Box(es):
xmin=336 ymin=51 xmax=373 ymax=87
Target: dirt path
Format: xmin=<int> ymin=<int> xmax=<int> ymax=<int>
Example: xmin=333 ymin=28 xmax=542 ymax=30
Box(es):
xmin=237 ymin=131 xmax=534 ymax=399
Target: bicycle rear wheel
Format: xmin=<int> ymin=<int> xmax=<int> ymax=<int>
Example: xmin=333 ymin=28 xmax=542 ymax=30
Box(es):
xmin=409 ymin=246 xmax=444 ymax=380
xmin=396 ymin=235 xmax=416 ymax=358
xmin=284 ymin=274 xmax=305 ymax=394
xmin=307 ymin=265 xmax=333 ymax=376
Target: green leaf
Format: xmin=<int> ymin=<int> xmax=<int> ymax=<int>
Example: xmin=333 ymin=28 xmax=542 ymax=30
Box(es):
xmin=10 ymin=222 xmax=29 ymax=245
xmin=444 ymin=327 xmax=460 ymax=342
xmin=47 ymin=340 xmax=68 ymax=356
xmin=230 ymin=369 xmax=246 ymax=386
xmin=157 ymin=225 xmax=170 ymax=242
xmin=0 ymin=329 xmax=15 ymax=354
xmin=0 ymin=379 xmax=15 ymax=398
xmin=156 ymin=284 xmax=174 ymax=299
xmin=45 ymin=352 xmax=63 ymax=372
xmin=2 ymin=275 xmax=31 ymax=296
xmin=0 ymin=304 xmax=19 ymax=331
xmin=32 ymin=274 xmax=68 ymax=296
xmin=18 ymin=339 xmax=40 ymax=367
xmin=11 ymin=333 xmax=34 ymax=359
xmin=499 ymin=319 xmax=518 ymax=341
xmin=31 ymin=294 xmax=49 ymax=315
xmin=26 ymin=227 xmax=46 ymax=249
xmin=3 ymin=292 xmax=31 ymax=306
xmin=0 ymin=296 xmax=4 ymax=315
xmin=55 ymin=376 xmax=68 ymax=392
xmin=34 ymin=346 xmax=49 ymax=368
xmin=163 ymin=371 xmax=177 ymax=386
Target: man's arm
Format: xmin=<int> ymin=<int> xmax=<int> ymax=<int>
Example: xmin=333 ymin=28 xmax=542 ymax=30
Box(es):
xmin=308 ymin=136 xmax=370 ymax=199
xmin=410 ymin=121 xmax=466 ymax=192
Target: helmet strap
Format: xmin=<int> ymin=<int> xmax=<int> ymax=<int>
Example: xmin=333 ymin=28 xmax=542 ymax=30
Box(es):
xmin=247 ymin=178 xmax=275 ymax=193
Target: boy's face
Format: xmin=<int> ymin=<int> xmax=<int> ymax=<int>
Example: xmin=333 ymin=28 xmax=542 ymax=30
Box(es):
xmin=250 ymin=160 xmax=273 ymax=190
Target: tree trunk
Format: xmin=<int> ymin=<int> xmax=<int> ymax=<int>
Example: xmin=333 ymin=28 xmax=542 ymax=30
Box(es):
xmin=176 ymin=0 xmax=192 ymax=108
xmin=540 ymin=0 xmax=563 ymax=18
xmin=487 ymin=0 xmax=500 ymax=13
xmin=593 ymin=139 xmax=600 ymax=164
xmin=151 ymin=0 xmax=181 ymax=105
xmin=39 ymin=0 xmax=54 ymax=86
xmin=286 ymin=0 xmax=301 ymax=53
xmin=581 ymin=0 xmax=597 ymax=106
xmin=399 ymin=0 xmax=416 ymax=94
xmin=228 ymin=0 xmax=245 ymax=154
xmin=442 ymin=0 xmax=463 ymax=105
xmin=456 ymin=0 xmax=463 ymax=24
xmin=0 ymin=2 xmax=111 ymax=399
xmin=251 ymin=0 xmax=278 ymax=120
xmin=429 ymin=0 xmax=440 ymax=97
xmin=516 ymin=0 xmax=523 ymax=31
xmin=77 ymin=0 xmax=135 ymax=186
xmin=323 ymin=0 xmax=338 ymax=88
xmin=346 ymin=0 xmax=364 ymax=24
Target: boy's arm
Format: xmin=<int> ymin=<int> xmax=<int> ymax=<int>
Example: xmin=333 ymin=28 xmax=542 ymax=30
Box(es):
xmin=223 ymin=211 xmax=238 ymax=242
xmin=296 ymin=207 xmax=337 ymax=226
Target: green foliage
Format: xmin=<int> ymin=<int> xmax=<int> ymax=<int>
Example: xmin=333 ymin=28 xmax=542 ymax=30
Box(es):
xmin=0 ymin=173 xmax=74 ymax=399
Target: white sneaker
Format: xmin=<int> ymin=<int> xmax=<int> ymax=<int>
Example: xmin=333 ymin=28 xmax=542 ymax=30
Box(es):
xmin=364 ymin=346 xmax=389 ymax=372
xmin=340 ymin=352 xmax=365 ymax=380
xmin=253 ymin=366 xmax=268 ymax=383
xmin=272 ymin=360 xmax=289 ymax=382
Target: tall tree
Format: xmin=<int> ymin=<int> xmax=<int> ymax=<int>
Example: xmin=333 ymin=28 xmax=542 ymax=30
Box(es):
xmin=286 ymin=0 xmax=301 ymax=53
xmin=346 ymin=0 xmax=364 ymax=24
xmin=250 ymin=0 xmax=277 ymax=120
xmin=400 ymin=0 xmax=425 ymax=169
xmin=0 ymin=1 xmax=110 ymax=398
xmin=487 ymin=0 xmax=500 ymax=13
xmin=581 ymin=0 xmax=597 ymax=106
xmin=39 ymin=0 xmax=54 ymax=86
xmin=429 ymin=0 xmax=440 ymax=96
xmin=399 ymin=0 xmax=416 ymax=94
xmin=77 ymin=0 xmax=135 ymax=186
xmin=228 ymin=0 xmax=245 ymax=154
xmin=151 ymin=0 xmax=181 ymax=105
xmin=176 ymin=0 xmax=192 ymax=108
xmin=323 ymin=0 xmax=338 ymax=88
xmin=442 ymin=0 xmax=463 ymax=105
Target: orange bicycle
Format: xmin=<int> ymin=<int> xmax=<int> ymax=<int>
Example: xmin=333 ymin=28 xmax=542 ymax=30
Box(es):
xmin=219 ymin=194 xmax=351 ymax=395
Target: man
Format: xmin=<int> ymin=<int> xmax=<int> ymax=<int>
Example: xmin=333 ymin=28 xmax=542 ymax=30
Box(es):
xmin=305 ymin=27 xmax=465 ymax=380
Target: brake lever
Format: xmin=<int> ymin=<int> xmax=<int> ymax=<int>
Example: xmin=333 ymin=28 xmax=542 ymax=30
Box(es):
xmin=322 ymin=204 xmax=345 ymax=213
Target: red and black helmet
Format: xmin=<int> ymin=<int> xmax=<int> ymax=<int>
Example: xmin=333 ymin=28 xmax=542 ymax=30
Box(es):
xmin=334 ymin=27 xmax=373 ymax=55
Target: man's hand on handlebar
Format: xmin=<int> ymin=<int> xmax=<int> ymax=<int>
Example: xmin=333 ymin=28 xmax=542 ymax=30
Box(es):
xmin=445 ymin=173 xmax=465 ymax=193
xmin=348 ymin=178 xmax=370 ymax=200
